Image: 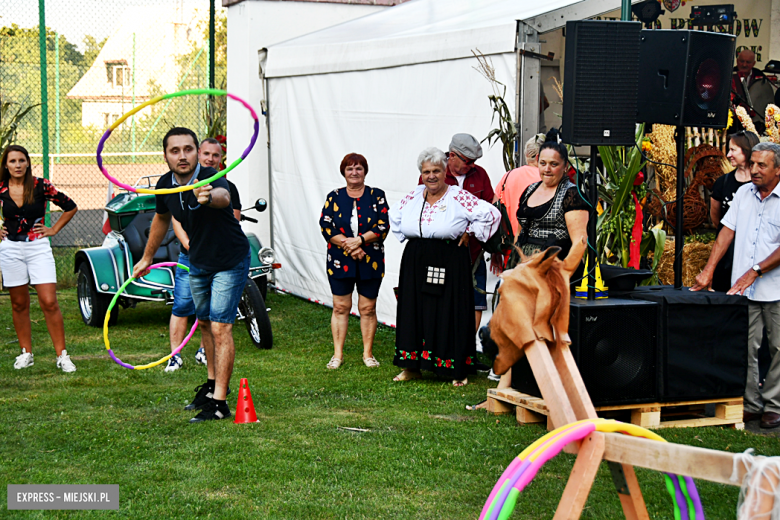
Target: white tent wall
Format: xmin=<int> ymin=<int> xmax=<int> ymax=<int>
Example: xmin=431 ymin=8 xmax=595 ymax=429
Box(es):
xmin=268 ymin=52 xmax=516 ymax=326
xmin=225 ymin=1 xmax=388 ymax=249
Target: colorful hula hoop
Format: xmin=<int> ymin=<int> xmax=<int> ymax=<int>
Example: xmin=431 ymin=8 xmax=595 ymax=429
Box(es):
xmin=96 ymin=88 xmax=259 ymax=195
xmin=104 ymin=262 xmax=198 ymax=370
xmin=480 ymin=419 xmax=704 ymax=520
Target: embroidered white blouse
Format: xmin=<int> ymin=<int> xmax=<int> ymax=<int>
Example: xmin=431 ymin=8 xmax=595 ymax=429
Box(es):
xmin=389 ymin=185 xmax=501 ymax=243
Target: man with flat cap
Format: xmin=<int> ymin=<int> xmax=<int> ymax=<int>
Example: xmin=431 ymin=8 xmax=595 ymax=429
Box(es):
xmin=419 ymin=133 xmax=494 ymax=370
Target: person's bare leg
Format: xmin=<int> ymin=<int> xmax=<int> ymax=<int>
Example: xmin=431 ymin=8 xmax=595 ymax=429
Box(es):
xmin=9 ymin=285 xmax=32 ymax=353
xmin=34 ymin=283 xmax=66 ymax=356
xmin=475 ymin=310 xmax=483 ymax=336
xmin=210 ymin=322 xmax=234 ymax=400
xmin=170 ymin=314 xmax=189 ymax=353
xmin=199 ymin=319 xmax=217 ymax=380
xmin=357 ymin=295 xmax=377 ymax=360
xmin=331 ymin=294 xmax=352 ymax=362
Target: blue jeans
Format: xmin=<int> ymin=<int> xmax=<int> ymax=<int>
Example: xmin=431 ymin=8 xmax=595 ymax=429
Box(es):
xmin=188 ymin=253 xmax=251 ymax=324
xmin=172 ymin=252 xmax=195 ymax=318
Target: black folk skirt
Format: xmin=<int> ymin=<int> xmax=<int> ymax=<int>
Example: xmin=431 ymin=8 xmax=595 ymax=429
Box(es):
xmin=394 ymin=238 xmax=477 ymax=380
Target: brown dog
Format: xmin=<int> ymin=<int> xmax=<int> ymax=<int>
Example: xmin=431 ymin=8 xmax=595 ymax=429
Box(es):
xmin=489 ymin=238 xmax=587 ymax=375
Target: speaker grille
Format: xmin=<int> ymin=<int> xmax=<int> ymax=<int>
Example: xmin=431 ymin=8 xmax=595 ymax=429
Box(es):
xmin=563 ymin=21 xmax=641 ymax=146
xmin=573 ymin=306 xmax=657 ymax=405
xmin=511 ymin=299 xmax=659 ymax=407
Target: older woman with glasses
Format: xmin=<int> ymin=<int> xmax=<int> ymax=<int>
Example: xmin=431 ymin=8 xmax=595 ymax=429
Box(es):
xmin=390 ymin=147 xmax=500 ymax=387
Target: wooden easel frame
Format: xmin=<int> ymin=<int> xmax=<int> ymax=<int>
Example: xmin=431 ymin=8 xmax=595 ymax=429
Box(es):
xmin=513 ymin=337 xmax=756 ymax=519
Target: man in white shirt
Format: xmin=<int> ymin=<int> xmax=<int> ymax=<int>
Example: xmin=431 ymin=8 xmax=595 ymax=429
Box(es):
xmin=692 ymin=142 xmax=780 ymax=429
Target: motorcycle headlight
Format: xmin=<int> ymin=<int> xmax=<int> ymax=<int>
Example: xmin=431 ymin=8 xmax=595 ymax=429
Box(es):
xmin=258 ymin=247 xmax=275 ymax=265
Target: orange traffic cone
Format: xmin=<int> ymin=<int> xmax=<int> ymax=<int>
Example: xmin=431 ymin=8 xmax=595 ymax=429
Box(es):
xmin=233 ymin=378 xmax=259 ymax=423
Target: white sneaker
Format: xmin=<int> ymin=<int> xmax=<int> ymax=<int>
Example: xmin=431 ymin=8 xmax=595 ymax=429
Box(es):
xmin=56 ymin=350 xmax=76 ymax=373
xmin=195 ymin=347 xmax=207 ymax=366
xmin=164 ymin=354 xmax=183 ymax=372
xmin=487 ymin=369 xmax=501 ymax=382
xmin=14 ymin=349 xmax=34 ymax=369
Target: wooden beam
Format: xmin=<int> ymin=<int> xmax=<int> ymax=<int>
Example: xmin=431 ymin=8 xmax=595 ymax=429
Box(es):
xmin=549 ymin=342 xmax=598 ymax=420
xmin=602 ymin=432 xmax=751 ymax=486
xmin=554 ymin=433 xmax=605 ymax=519
xmin=525 ymin=340 xmax=577 ymax=429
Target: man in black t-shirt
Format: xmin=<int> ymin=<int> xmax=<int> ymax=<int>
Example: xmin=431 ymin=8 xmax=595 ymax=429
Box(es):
xmin=133 ymin=127 xmax=249 ymax=423
xmin=165 ymin=138 xmax=242 ymax=374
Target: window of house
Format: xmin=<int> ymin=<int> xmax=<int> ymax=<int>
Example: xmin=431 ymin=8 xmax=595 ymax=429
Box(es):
xmin=113 ymin=66 xmax=131 ymax=87
xmin=103 ymin=113 xmax=121 ymax=128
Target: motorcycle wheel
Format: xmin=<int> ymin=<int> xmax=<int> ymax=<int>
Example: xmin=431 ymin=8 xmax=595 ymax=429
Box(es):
xmin=239 ymin=277 xmax=273 ymax=349
xmin=77 ymin=263 xmax=118 ymax=327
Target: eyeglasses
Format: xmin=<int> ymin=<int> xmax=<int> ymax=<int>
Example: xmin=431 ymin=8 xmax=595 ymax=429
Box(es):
xmin=446 ymin=151 xmax=473 ymax=164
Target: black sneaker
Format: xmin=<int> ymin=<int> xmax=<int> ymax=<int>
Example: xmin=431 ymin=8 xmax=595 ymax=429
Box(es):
xmin=184 ymin=383 xmax=231 ymax=411
xmin=189 ymin=399 xmax=231 ymax=423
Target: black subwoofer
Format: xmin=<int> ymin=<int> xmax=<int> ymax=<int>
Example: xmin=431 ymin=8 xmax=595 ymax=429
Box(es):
xmin=624 ymin=286 xmax=748 ymax=400
xmin=562 ymin=20 xmax=642 ymax=146
xmin=636 ymin=30 xmax=736 ymax=127
xmin=512 ymin=299 xmax=659 ymax=406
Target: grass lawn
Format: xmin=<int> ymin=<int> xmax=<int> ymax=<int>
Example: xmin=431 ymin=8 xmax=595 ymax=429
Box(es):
xmin=1 ymin=288 xmax=779 ymax=519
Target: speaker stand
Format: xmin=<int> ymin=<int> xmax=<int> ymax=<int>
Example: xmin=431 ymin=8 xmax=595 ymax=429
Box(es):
xmin=587 ymin=146 xmax=598 ymax=300
xmin=674 ymin=125 xmax=685 ymax=288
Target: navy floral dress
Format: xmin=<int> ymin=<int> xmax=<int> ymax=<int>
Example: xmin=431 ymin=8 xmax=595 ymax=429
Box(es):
xmin=0 ymin=177 xmax=77 ymax=241
xmin=319 ymin=186 xmax=389 ymax=280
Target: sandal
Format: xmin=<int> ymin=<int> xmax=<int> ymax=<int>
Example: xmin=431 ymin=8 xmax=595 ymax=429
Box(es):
xmin=326 ymin=356 xmax=343 ymax=370
xmin=465 ymin=400 xmax=488 ymax=411
xmin=393 ymin=369 xmax=422 ymax=382
xmin=363 ymin=356 xmax=380 ymax=368
xmin=453 ymin=378 xmax=468 ymax=387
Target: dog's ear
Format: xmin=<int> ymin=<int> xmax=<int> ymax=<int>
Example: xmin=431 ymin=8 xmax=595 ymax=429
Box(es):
xmin=542 ymin=246 xmax=562 ymax=261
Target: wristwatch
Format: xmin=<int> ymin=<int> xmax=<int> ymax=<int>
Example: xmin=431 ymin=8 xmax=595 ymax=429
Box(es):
xmin=752 ymin=264 xmax=763 ymax=277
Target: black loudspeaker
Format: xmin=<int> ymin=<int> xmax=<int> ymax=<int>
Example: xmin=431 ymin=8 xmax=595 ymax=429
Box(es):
xmin=624 ymin=286 xmax=748 ymax=400
xmin=562 ymin=20 xmax=642 ymax=146
xmin=636 ymin=30 xmax=736 ymax=127
xmin=512 ymin=299 xmax=659 ymax=407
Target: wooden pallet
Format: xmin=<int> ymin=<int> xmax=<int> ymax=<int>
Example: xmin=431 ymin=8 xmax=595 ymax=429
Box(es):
xmin=487 ymin=388 xmax=744 ymax=429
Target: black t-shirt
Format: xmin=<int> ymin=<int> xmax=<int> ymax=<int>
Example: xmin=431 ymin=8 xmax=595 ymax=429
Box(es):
xmin=226 ymin=180 xmax=241 ymax=211
xmin=711 ymin=169 xmax=749 ymax=229
xmin=155 ymin=166 xmax=248 ymax=271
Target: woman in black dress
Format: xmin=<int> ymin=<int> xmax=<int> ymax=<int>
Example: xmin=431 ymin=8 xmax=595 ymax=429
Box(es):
xmin=710 ymin=130 xmax=759 ymax=292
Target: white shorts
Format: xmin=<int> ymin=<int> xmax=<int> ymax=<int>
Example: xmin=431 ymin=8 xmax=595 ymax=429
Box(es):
xmin=0 ymin=238 xmax=57 ymax=287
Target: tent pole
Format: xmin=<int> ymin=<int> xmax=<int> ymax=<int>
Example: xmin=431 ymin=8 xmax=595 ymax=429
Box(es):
xmin=517 ymin=22 xmax=540 ymax=157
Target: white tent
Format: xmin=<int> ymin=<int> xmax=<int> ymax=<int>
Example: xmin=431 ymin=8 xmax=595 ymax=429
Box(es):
xmin=260 ymin=0 xmax=635 ymax=326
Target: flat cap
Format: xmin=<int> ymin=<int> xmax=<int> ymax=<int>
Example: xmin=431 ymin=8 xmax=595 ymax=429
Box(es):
xmin=449 ymin=133 xmax=483 ymax=160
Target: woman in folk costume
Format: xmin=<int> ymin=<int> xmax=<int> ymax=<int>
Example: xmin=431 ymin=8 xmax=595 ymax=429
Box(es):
xmin=389 ymin=147 xmax=500 ymax=387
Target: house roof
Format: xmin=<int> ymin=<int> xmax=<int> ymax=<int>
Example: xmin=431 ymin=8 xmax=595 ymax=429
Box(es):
xmin=263 ymin=0 xmax=633 ymax=78
xmin=67 ymin=4 xmax=208 ymax=101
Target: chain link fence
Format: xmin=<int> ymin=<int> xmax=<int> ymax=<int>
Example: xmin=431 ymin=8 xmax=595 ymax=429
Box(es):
xmin=1 ymin=0 xmax=226 ymax=247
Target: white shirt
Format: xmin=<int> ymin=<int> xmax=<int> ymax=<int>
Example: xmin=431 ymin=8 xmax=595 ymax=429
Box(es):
xmin=454 ymin=174 xmax=466 ymax=188
xmin=389 ymin=185 xmax=500 ymax=243
xmin=721 ymin=181 xmax=780 ymax=302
